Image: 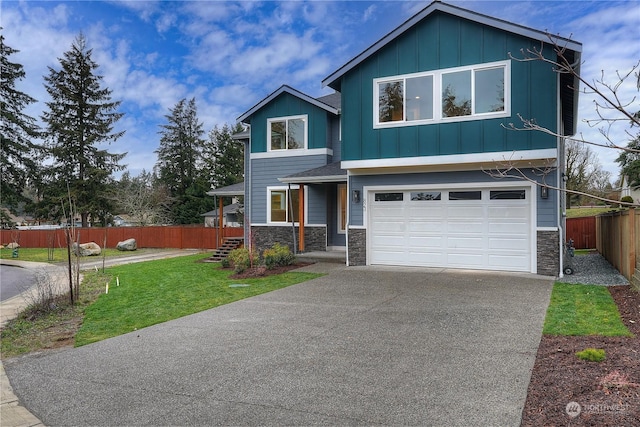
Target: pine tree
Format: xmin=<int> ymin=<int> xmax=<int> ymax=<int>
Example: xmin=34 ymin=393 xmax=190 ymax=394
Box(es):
xmin=155 ymin=98 xmax=204 ymax=194
xmin=203 ymin=122 xmax=245 ymax=190
xmin=41 ymin=34 xmax=125 ymax=227
xmin=155 ymin=98 xmax=212 ymax=223
xmin=0 ymin=33 xmax=42 ymax=208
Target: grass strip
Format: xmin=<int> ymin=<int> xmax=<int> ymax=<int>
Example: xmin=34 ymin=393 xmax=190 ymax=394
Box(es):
xmin=0 ymin=247 xmax=151 ymax=263
xmin=543 ymin=282 xmax=632 ymax=336
xmin=75 ymin=254 xmax=322 ymax=346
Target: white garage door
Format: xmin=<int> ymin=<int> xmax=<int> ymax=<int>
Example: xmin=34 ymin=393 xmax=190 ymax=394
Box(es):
xmin=368 ymin=188 xmax=532 ymax=272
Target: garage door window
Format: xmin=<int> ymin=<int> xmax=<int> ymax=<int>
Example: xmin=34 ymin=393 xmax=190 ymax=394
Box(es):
xmin=375 ymin=192 xmax=404 ymax=202
xmin=490 ymin=190 xmax=526 ymax=199
xmin=449 ymin=191 xmax=481 ymax=200
xmin=410 ymin=191 xmax=441 ymax=201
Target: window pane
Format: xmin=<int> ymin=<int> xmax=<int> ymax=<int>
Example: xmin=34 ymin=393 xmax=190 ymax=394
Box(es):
xmin=449 ymin=191 xmax=481 ymax=200
xmin=490 ymin=190 xmax=525 ymax=200
xmin=271 ymin=191 xmax=286 ymax=221
xmin=270 ymin=121 xmax=286 ymax=150
xmin=442 ymin=70 xmax=471 ymax=117
xmin=410 ymin=191 xmax=441 ymax=201
xmin=378 ymin=80 xmax=404 ymax=122
xmin=339 ymin=186 xmax=347 ymax=232
xmin=288 ymin=189 xmax=300 ymax=222
xmin=375 ymin=192 xmax=404 ymax=202
xmin=406 ymin=76 xmax=433 ymax=120
xmin=475 ymin=67 xmax=504 ymax=113
xmin=287 ymin=118 xmax=304 ymax=149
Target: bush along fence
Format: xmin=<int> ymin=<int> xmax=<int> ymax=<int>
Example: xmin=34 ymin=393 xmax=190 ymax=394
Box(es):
xmin=0 ymin=226 xmax=244 ymax=250
xmin=596 ymin=208 xmax=639 ymax=286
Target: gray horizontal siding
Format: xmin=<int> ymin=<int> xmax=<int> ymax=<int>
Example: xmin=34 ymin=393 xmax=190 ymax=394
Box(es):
xmin=251 ymin=155 xmax=330 ymax=224
xmin=349 ymin=170 xmax=557 ymax=227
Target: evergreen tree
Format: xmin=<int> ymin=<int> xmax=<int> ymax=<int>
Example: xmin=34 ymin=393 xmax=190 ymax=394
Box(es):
xmin=155 ymin=98 xmax=203 ymax=194
xmin=40 ymin=34 xmax=125 ymax=227
xmin=616 ymin=135 xmax=640 ymax=189
xmin=155 ymin=98 xmax=212 ymax=223
xmin=203 ymin=123 xmax=245 ymax=190
xmin=0 ymin=33 xmax=43 ymax=208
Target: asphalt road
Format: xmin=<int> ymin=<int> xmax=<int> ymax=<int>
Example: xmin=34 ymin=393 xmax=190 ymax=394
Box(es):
xmin=0 ymin=265 xmax=35 ymax=301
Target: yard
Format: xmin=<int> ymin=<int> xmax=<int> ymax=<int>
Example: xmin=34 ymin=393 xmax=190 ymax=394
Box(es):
xmin=1 ymin=251 xmax=638 ymax=425
xmin=1 ymin=252 xmax=321 ymax=356
xmin=522 ymin=283 xmax=639 ymax=426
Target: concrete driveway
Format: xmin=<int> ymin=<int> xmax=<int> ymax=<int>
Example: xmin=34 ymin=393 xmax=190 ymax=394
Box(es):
xmin=3 ymin=265 xmax=552 ymax=426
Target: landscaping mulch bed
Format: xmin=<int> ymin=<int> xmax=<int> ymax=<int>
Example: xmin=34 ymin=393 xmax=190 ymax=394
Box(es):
xmin=521 ymin=285 xmax=640 ymax=426
xmin=227 ymin=262 xmax=312 ymax=279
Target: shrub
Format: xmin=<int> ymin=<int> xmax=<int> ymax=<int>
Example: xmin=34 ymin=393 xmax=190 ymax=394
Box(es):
xmin=263 ymin=243 xmax=295 ymax=270
xmin=620 ymin=195 xmax=634 ymax=206
xmin=220 ymin=257 xmax=230 ymax=268
xmin=576 ymin=348 xmax=606 ymax=362
xmin=228 ymin=248 xmax=258 ymax=273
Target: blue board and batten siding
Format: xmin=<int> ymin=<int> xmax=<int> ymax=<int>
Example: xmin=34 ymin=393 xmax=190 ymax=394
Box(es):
xmin=340 ymin=11 xmax=559 ymax=162
xmin=250 ymin=156 xmax=330 ymax=224
xmin=250 ymin=92 xmax=335 ymax=154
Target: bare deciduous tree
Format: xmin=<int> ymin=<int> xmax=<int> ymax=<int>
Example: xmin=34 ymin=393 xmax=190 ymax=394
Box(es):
xmin=485 ymin=34 xmax=639 ymax=207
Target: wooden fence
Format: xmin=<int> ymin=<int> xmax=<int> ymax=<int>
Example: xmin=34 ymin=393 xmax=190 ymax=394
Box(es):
xmin=596 ymin=208 xmax=638 ymax=282
xmin=0 ymin=226 xmax=244 ymax=250
xmin=566 ymin=216 xmax=596 ymax=249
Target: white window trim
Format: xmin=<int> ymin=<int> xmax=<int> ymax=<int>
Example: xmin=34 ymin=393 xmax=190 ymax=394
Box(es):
xmin=373 ymin=60 xmax=511 ymax=128
xmin=337 ymin=184 xmax=347 ymax=234
xmin=267 ymin=114 xmax=308 ymax=152
xmin=266 ymin=185 xmax=307 ymax=225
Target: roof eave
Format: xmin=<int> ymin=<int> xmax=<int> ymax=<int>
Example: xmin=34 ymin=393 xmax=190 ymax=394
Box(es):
xmin=278 ymin=175 xmax=347 ymax=184
xmin=322 ymin=0 xmax=582 ymax=89
xmin=237 ymin=85 xmax=339 ymax=123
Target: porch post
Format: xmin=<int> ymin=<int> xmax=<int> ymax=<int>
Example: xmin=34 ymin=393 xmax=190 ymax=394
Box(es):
xmin=299 ymin=184 xmax=305 ymax=252
xmin=219 ymin=196 xmax=224 ymax=247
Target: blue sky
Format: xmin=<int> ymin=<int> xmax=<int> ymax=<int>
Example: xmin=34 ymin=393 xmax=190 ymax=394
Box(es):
xmin=3 ymin=0 xmax=639 ymax=182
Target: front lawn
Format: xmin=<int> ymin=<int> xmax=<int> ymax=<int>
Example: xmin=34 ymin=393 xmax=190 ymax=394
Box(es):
xmin=1 ymin=253 xmax=322 ymax=356
xmin=543 ymin=282 xmax=632 ymax=336
xmin=76 ymin=255 xmax=322 ymax=346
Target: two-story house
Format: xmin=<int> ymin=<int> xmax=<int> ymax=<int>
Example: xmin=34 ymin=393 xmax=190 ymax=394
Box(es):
xmin=232 ymin=1 xmax=581 ymax=276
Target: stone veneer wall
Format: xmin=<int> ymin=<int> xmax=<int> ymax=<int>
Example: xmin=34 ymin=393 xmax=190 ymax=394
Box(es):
xmin=251 ymin=226 xmax=326 ymax=254
xmin=348 ymin=228 xmax=366 ymax=266
xmin=537 ymin=230 xmax=560 ymax=276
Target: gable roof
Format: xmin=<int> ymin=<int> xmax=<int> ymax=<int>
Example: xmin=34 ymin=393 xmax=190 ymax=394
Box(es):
xmin=237 ymin=85 xmax=340 ymax=124
xmin=322 ymin=0 xmax=582 ymax=90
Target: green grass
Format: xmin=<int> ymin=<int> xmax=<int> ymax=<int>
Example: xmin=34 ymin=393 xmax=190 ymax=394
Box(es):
xmin=566 ymin=207 xmax=619 ymax=218
xmin=543 ymin=283 xmax=632 ymax=336
xmin=0 ymin=247 xmax=164 ymax=263
xmin=75 ymin=254 xmax=322 ymax=346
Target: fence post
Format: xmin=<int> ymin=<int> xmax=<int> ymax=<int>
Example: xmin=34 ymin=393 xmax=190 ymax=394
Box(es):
xmin=629 ymin=208 xmax=636 ymax=280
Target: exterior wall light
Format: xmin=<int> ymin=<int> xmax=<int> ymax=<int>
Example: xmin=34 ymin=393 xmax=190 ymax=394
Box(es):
xmin=541 ymin=185 xmax=549 ymax=199
xmin=352 ymin=190 xmax=361 ymax=203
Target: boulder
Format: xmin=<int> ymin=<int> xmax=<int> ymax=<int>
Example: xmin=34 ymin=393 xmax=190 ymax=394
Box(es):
xmin=116 ymin=238 xmax=137 ymax=251
xmin=5 ymin=242 xmax=20 ymax=249
xmin=73 ymin=241 xmax=101 ymax=256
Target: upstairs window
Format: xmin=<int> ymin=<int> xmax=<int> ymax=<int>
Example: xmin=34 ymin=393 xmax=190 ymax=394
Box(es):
xmin=268 ymin=115 xmax=307 ymax=151
xmin=374 ymin=60 xmax=509 ymax=127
